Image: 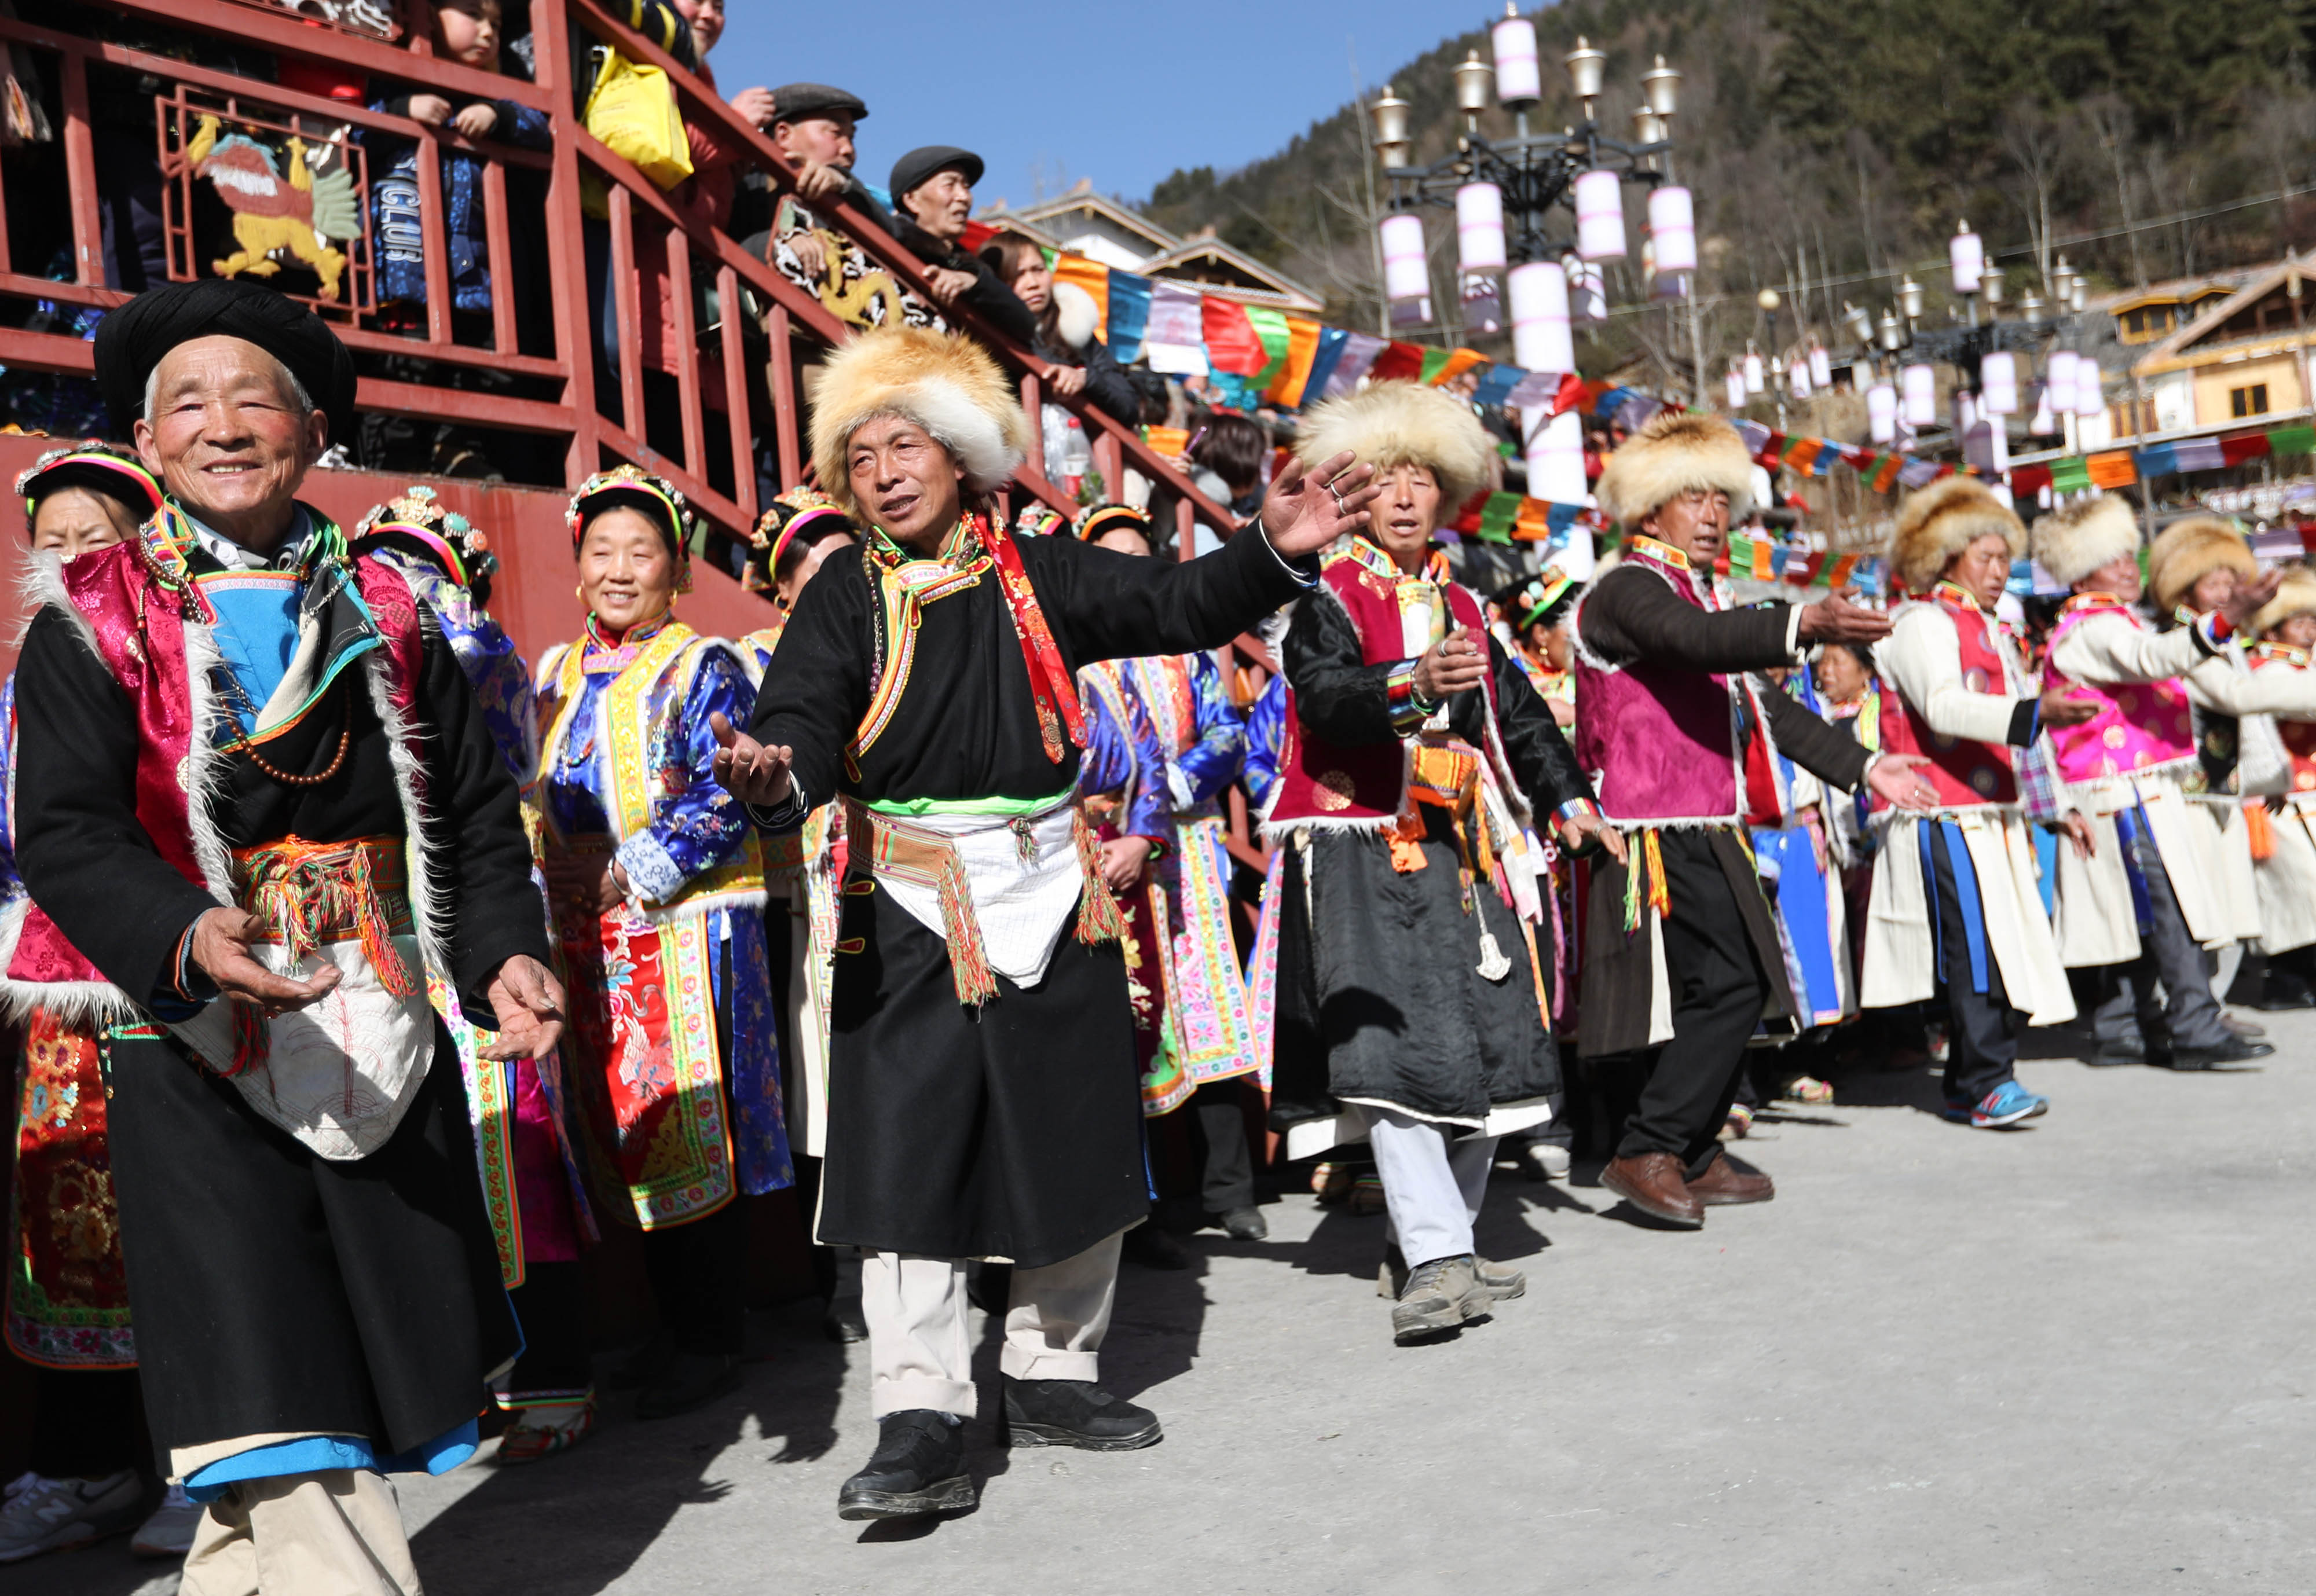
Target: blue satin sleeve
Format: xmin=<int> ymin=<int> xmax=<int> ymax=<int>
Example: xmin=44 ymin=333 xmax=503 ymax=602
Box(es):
xmin=1169 ymin=650 xmax=1247 ymax=808
xmin=613 ymin=646 xmax=757 ymax=904
xmin=1242 ymin=674 xmax=1289 ymax=809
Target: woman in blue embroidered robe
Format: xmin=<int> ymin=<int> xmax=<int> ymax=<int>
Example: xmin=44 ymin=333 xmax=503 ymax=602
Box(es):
xmin=536 ymin=467 xmax=789 ymax=1418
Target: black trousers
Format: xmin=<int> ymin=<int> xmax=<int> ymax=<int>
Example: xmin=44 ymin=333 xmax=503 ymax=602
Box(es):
xmin=1617 ymin=831 xmax=1768 ymax=1177
xmin=1189 ymin=1080 xmax=1256 ymax=1214
xmin=638 ymin=937 xmax=747 ymax=1357
xmin=27 ymin=1364 xmax=142 ymax=1478
xmin=1926 ymin=823 xmax=2022 ymax=1104
xmin=505 ymin=1261 xmax=592 ymax=1401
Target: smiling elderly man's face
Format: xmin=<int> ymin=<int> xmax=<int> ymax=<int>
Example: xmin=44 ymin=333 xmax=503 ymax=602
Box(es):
xmin=134 ymin=335 xmax=327 ymax=540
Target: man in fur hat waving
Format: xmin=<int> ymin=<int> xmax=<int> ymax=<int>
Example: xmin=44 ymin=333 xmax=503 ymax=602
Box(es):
xmin=716 ymin=326 xmax=1376 ymax=1520
xmin=1575 ymin=412 xmax=1937 ymax=1230
xmin=2032 ymin=497 xmax=2302 ymax=1068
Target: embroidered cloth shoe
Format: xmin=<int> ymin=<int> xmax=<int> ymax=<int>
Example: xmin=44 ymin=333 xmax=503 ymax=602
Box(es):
xmin=1968 ymin=1080 xmax=2049 ymax=1128
xmin=837 ymin=1410 xmax=974 ymax=1520
xmin=497 ymin=1396 xmax=599 ymax=1464
xmin=1602 ymin=1152 xmax=1705 ymax=1228
xmin=1390 ymin=1254 xmax=1491 ymax=1344
xmin=1685 ymin=1153 xmax=1775 ymax=1205
xmin=129 ymin=1482 xmax=203 ymax=1558
xmin=0 ymin=1470 xmax=142 ymax=1562
xmin=635 ymin=1352 xmax=741 ymax=1419
xmin=1001 ymin=1378 xmax=1163 ymax=1451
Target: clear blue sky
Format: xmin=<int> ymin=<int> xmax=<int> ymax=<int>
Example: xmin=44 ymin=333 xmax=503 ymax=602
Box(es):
xmin=710 ymin=1 xmax=1480 ymax=208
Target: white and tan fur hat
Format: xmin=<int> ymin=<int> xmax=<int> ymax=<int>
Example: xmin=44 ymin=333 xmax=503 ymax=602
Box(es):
xmin=1295 ymin=381 xmax=1498 ymax=511
xmin=808 ymin=326 xmax=1029 ymax=518
xmin=2031 ymin=493 xmax=2141 ymax=588
xmin=1596 ymin=411 xmax=1756 ymax=526
xmin=1888 ymin=476 xmax=2023 ymax=594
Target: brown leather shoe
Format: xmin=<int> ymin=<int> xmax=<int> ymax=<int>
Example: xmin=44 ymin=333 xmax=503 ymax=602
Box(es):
xmin=1687 ymin=1152 xmax=1775 ymax=1206
xmin=1601 ymin=1153 xmax=1705 ymax=1228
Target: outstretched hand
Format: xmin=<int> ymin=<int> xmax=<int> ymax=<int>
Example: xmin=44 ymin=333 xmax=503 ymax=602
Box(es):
xmin=189 ymin=907 xmax=342 ymax=1017
xmin=1259 ymin=450 xmax=1381 ymax=559
xmin=482 ymin=955 xmax=566 ymax=1061
xmin=1868 ymin=751 xmax=1940 ymax=810
xmin=1796 ymin=587 xmax=1892 ymax=646
xmin=2222 ymin=568 xmax=2285 ymax=630
xmin=710 ymin=711 xmax=794 ymax=808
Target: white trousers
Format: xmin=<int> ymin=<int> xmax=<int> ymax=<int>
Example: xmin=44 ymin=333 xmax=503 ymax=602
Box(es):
xmin=861 ymin=1231 xmax=1123 ymax=1418
xmin=178 ymin=1469 xmax=420 ymax=1596
xmin=1359 ymin=1106 xmax=1497 ymax=1268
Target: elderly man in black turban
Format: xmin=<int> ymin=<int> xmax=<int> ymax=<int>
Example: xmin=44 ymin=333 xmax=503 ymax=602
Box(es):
xmin=9 ymin=278 xmax=563 ymax=1594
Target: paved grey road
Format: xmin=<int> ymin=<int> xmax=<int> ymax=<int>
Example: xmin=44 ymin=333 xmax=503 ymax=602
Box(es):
xmin=18 ymin=1036 xmax=2316 ymax=1595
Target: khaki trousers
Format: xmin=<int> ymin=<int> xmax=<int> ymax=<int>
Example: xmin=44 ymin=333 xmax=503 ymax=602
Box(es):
xmin=178 ymin=1469 xmax=421 ymax=1596
xmin=862 ymin=1230 xmax=1123 ymax=1418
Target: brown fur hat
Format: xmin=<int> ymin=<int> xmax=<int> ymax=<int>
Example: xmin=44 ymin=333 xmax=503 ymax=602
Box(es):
xmin=2147 ymin=514 xmax=2255 ymax=615
xmin=1596 ymin=411 xmax=1756 ymax=526
xmin=808 ymin=326 xmax=1029 ymax=518
xmin=2252 ymin=562 xmax=2316 ymax=638
xmin=1888 ymin=476 xmax=2023 ymax=594
xmin=2030 ymin=493 xmax=2141 ymax=588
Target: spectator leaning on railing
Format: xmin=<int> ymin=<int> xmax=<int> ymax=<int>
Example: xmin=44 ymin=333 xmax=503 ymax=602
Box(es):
xmin=885 ymin=145 xmax=1040 ymax=348
xmin=760 ymin=85 xmax=937 ymax=333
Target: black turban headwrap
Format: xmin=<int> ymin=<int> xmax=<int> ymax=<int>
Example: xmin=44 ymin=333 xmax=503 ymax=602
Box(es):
xmin=93 ymin=279 xmax=358 ymax=446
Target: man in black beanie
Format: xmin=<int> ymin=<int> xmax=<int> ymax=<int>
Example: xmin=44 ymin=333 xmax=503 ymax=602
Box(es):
xmin=13 ymin=278 xmax=561 ymax=1593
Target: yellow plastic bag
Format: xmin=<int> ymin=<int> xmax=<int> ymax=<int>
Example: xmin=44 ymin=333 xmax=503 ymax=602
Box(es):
xmin=580 ymin=47 xmax=692 ymax=216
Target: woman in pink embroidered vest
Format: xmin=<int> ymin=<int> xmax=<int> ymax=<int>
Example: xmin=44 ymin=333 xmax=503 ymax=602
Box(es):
xmin=2031 ymin=495 xmax=2287 ymax=1070
xmin=0 ymin=443 xmax=208 ymax=1565
xmin=1261 ymin=383 xmax=1615 ymax=1345
xmin=12 ymin=280 xmax=562 ymax=1592
xmin=1865 ymin=477 xmax=2094 ymax=1129
xmin=2240 ymin=567 xmax=2316 ymax=999
xmin=536 ymin=467 xmax=790 ymax=1423
xmin=719 ymin=327 xmax=1371 ymax=1520
xmin=1576 ymin=412 xmax=1932 ymax=1231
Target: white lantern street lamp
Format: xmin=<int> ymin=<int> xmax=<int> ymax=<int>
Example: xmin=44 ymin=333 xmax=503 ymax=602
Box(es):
xmin=1507 ymin=259 xmax=1574 ymax=373
xmin=1867 ymin=381 xmax=1897 ymax=443
xmin=1574 ymin=168 xmax=1626 ymax=260
xmin=1949 ymin=219 xmax=1984 ymax=295
xmin=2046 ymin=349 xmax=2080 ymax=417
xmin=1743 ymin=347 xmax=1765 ymax=394
xmin=1491 ymin=4 xmax=1542 ymax=108
xmin=1901 ymin=362 xmax=1937 ymax=427
xmin=1899 ymin=274 xmax=1924 ymax=324
xmin=1647 ymin=185 xmax=1695 ymax=274
xmin=2075 ymin=359 xmax=2106 ymax=418
xmin=1725 ymin=366 xmax=1747 ymax=409
xmin=1981 ymin=350 xmax=2020 ymax=415
xmin=1808 ymin=344 xmax=1833 ymax=388
xmin=1456 ymin=182 xmax=1508 ymax=274
xmin=1379 ymin=212 xmax=1429 ymax=303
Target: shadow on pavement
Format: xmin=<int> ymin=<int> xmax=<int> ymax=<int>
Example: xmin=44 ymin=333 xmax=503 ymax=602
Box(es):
xmin=408 ymin=1297 xmax=844 ymax=1596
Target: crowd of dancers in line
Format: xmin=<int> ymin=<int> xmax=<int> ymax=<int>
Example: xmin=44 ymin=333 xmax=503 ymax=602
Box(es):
xmin=3 ymin=278 xmax=2311 ymax=1590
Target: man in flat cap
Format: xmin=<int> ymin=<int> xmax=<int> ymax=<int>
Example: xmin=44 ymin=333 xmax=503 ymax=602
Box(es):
xmin=9 ymin=277 xmax=563 ymax=1593
xmin=885 ymin=145 xmax=1041 ymax=347
xmin=764 ymin=81 xmax=938 ymax=332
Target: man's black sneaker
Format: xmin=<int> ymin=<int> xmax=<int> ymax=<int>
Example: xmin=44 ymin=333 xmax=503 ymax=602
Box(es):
xmin=999 ymin=1377 xmax=1163 ymax=1451
xmin=836 ymin=1410 xmax=974 ymax=1520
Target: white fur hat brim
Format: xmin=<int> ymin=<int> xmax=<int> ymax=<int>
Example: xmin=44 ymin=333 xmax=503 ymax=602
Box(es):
xmin=808 ymin=326 xmax=1029 ymax=517
xmin=1293 ymin=381 xmax=1498 ymax=512
xmin=2031 ymin=494 xmax=2142 ymax=588
xmin=1596 ymin=412 xmax=1756 ymax=525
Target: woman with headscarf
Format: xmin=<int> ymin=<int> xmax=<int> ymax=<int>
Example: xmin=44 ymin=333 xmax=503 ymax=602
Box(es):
xmin=536 ymin=466 xmax=791 ymax=1419
xmin=0 ymin=444 xmax=206 ymax=1565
